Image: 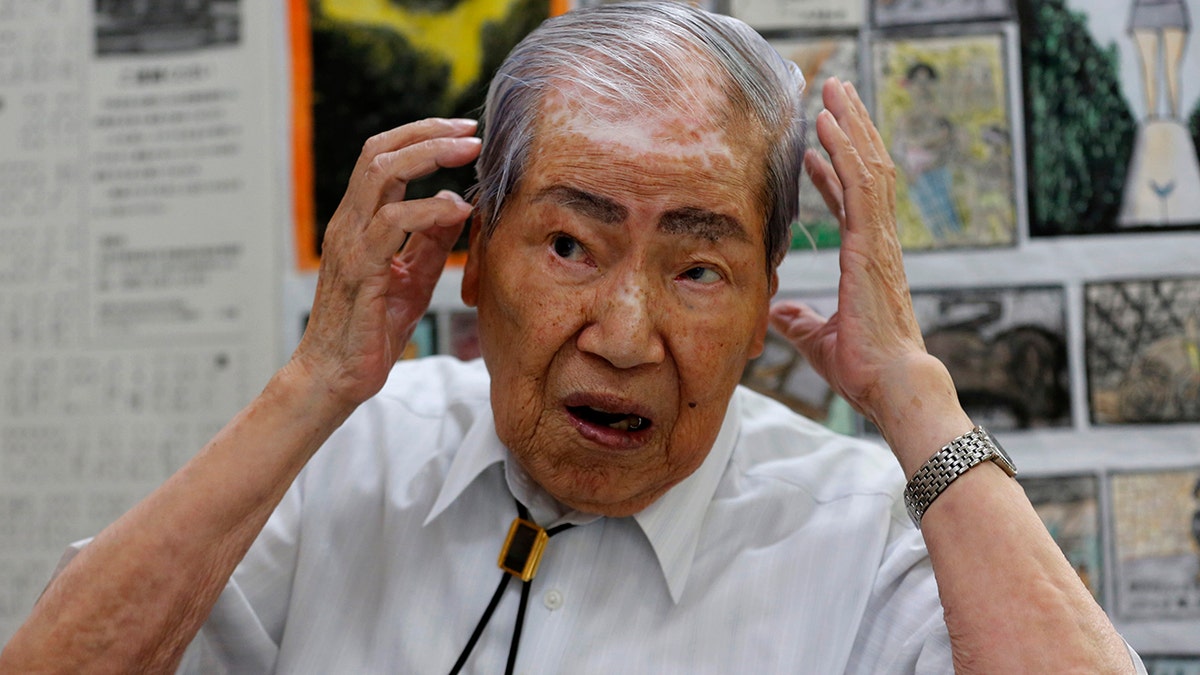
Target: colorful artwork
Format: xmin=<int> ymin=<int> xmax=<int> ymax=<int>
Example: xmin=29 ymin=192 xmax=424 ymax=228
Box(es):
xmin=769 ymin=35 xmax=859 ymax=250
xmin=301 ymin=0 xmax=549 ymax=264
xmin=911 ymin=286 xmax=1070 ymax=430
xmin=1084 ymin=277 xmax=1200 ymax=425
xmin=1019 ymin=474 xmax=1103 ymax=603
xmin=872 ymin=0 xmax=1012 ymax=27
xmin=740 ymin=294 xmax=861 ymax=435
xmin=1020 ymin=0 xmax=1200 ymax=236
xmin=1109 ymin=468 xmax=1200 ymax=621
xmin=873 ymin=33 xmax=1017 ymax=251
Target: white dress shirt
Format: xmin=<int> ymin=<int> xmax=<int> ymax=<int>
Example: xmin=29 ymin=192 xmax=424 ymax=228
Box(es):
xmin=85 ymin=356 xmax=1132 ymax=673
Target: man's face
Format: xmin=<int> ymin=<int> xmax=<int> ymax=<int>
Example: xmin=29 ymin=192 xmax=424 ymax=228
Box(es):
xmin=463 ymin=79 xmax=775 ymax=517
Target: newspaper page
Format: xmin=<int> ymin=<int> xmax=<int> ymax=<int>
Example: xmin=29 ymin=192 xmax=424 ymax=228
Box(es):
xmin=0 ymin=0 xmax=284 ymax=646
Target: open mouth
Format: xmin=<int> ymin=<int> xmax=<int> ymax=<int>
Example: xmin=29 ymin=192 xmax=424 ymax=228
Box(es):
xmin=567 ymin=405 xmax=652 ymax=432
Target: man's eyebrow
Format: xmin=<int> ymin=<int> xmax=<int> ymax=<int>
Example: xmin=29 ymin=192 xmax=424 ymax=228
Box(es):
xmin=658 ymin=207 xmax=749 ymax=243
xmin=534 ymin=185 xmax=628 ymax=224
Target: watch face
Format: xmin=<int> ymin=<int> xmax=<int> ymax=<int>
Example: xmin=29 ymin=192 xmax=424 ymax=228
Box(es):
xmin=981 ymin=427 xmax=1018 ymax=476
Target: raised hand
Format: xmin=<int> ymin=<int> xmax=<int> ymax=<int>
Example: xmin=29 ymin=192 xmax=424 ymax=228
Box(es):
xmin=292 ymin=118 xmax=481 ymax=409
xmin=770 ymin=78 xmax=936 ymax=425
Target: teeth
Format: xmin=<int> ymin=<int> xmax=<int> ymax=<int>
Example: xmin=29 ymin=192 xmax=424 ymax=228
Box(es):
xmin=569 ymin=405 xmax=651 ymax=432
xmin=608 ymin=415 xmax=648 ymax=432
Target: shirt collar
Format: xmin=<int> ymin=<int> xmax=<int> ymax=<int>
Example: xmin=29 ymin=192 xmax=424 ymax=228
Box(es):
xmin=424 ymin=392 xmax=743 ymax=605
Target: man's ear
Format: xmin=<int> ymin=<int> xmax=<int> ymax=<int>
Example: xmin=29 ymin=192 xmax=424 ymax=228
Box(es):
xmin=461 ymin=213 xmax=485 ymax=308
xmin=749 ymin=271 xmax=779 ymax=359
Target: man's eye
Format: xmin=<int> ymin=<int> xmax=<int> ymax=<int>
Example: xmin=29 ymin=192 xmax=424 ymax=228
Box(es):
xmin=551 ymin=234 xmax=585 ymax=261
xmin=679 ymin=266 xmax=721 ymax=284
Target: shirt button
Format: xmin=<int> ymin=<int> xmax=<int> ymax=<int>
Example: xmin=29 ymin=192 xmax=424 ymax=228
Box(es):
xmin=543 ymin=589 xmax=564 ymax=610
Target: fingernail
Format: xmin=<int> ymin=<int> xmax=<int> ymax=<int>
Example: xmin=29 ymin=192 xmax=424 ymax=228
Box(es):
xmin=436 ymin=190 xmax=471 ymax=208
xmin=450 ymin=118 xmax=478 ymax=129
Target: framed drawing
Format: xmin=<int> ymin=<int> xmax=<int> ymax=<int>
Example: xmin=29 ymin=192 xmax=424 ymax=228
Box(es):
xmin=873 ymin=32 xmax=1018 ymax=251
xmin=1109 ymin=467 xmax=1200 ymax=621
xmin=911 ymin=285 xmax=1070 ymax=430
xmin=1084 ymin=276 xmax=1200 ymax=425
xmin=1020 ymin=0 xmax=1200 ymax=236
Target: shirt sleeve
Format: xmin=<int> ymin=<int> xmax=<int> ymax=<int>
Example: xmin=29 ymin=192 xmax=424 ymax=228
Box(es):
xmin=843 ymin=516 xmax=953 ymax=674
xmin=175 ymin=475 xmax=306 ymax=674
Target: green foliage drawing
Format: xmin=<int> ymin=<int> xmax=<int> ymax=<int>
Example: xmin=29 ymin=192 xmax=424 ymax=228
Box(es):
xmin=1018 ymin=0 xmax=1136 ymax=236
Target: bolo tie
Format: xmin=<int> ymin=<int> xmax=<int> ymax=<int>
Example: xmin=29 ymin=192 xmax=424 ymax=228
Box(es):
xmin=448 ymin=499 xmax=575 ymax=675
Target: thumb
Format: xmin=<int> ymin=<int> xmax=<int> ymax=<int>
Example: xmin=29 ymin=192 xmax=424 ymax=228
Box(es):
xmin=769 ymin=300 xmax=832 ymax=364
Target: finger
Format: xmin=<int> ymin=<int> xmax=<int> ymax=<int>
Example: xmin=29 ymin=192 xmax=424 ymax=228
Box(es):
xmin=392 ymin=195 xmax=471 ymax=292
xmin=368 ymin=135 xmax=482 ymax=212
xmin=822 ymin=79 xmax=875 ymax=156
xmin=803 ymin=148 xmax=844 ymax=225
xmin=350 ymin=118 xmax=478 ymax=178
xmin=365 ymin=190 xmax=472 ymax=261
xmin=339 ymin=119 xmax=479 ymax=222
xmin=769 ymin=300 xmax=828 ymax=340
xmin=400 ymin=191 xmax=472 ymax=257
xmin=814 ymin=107 xmax=868 ymax=231
xmin=840 ymin=81 xmax=896 ymax=216
xmin=841 ymin=81 xmax=888 ymax=159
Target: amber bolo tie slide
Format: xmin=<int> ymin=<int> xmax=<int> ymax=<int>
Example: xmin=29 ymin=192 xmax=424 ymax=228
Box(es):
xmin=498 ymin=517 xmax=549 ymax=581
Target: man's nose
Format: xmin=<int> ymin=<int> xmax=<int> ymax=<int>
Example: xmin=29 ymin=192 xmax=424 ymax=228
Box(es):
xmin=576 ymin=273 xmax=666 ymax=369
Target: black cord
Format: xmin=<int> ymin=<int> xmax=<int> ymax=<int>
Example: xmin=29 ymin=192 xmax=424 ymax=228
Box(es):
xmin=505 ymin=574 xmax=534 ymax=675
xmin=448 ymin=501 xmax=575 ymax=675
xmin=448 ymin=573 xmax=512 ymax=675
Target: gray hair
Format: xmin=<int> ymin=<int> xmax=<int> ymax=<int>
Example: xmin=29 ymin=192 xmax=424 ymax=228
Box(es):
xmin=471 ymin=1 xmax=807 ymax=271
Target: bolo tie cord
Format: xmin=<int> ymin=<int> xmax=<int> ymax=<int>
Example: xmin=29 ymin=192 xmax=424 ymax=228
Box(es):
xmin=448 ymin=500 xmax=575 ymax=675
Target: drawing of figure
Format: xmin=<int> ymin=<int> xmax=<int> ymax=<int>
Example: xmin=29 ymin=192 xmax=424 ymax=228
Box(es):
xmin=1117 ymin=0 xmax=1200 ymax=226
xmin=1129 ymin=0 xmax=1191 ymax=119
xmin=891 ymin=63 xmax=964 ymax=239
xmin=1193 ymin=477 xmax=1200 ymax=583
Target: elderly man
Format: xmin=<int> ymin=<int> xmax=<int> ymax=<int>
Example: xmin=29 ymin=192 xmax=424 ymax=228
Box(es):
xmin=2 ymin=3 xmax=1140 ymax=673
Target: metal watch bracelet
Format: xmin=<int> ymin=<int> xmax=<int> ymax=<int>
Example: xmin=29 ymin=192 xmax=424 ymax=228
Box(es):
xmin=903 ymin=426 xmax=1017 ymax=529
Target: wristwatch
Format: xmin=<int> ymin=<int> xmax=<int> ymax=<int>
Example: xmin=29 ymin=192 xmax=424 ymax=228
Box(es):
xmin=903 ymin=426 xmax=1017 ymax=529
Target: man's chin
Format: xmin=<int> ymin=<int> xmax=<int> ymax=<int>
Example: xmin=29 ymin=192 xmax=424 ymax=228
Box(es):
xmin=535 ymin=465 xmax=675 ymax=518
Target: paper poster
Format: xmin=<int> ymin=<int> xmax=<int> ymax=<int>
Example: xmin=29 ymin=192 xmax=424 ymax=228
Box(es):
xmin=1022 ymin=0 xmax=1200 ymax=236
xmin=1084 ymin=277 xmax=1200 ymax=425
xmin=0 ymin=0 xmax=284 ymax=647
xmin=1019 ymin=474 xmax=1103 ymax=603
xmin=1110 ymin=468 xmax=1200 ymax=620
xmin=873 ymin=33 xmax=1017 ymax=251
xmin=911 ymin=286 xmax=1070 ymax=430
xmin=769 ymin=34 xmax=860 ymax=250
xmin=731 ymin=0 xmax=863 ymax=31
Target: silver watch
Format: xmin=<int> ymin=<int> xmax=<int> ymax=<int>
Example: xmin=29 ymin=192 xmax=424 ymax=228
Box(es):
xmin=903 ymin=426 xmax=1017 ymax=528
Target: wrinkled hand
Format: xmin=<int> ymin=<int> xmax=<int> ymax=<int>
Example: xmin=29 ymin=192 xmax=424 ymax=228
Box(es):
xmin=292 ymin=118 xmax=481 ymax=409
xmin=769 ymin=78 xmax=935 ymax=430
